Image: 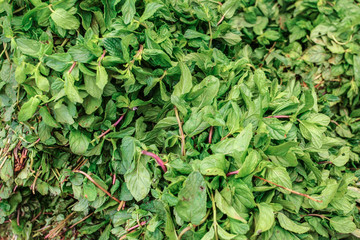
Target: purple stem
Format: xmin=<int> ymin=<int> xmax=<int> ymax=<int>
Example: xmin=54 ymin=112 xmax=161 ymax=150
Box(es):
xmin=127 ymin=221 xmax=147 ymax=232
xmin=35 ymin=138 xmax=41 ymax=144
xmin=98 ymin=114 xmax=125 ymax=139
xmin=141 ymin=150 xmax=167 ymax=172
xmin=226 ymin=170 xmax=239 ymax=177
xmin=264 ymin=115 xmax=290 ymax=119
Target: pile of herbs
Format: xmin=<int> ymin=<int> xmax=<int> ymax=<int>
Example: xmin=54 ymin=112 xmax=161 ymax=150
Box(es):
xmin=1 ymin=0 xmax=360 ymax=239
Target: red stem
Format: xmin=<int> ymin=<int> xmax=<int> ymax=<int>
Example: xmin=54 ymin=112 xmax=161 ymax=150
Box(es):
xmin=226 ymin=170 xmax=238 ymax=177
xmin=126 ymin=221 xmax=147 ymax=232
xmin=97 ymin=114 xmax=125 ymax=139
xmin=317 ymin=161 xmax=333 ymax=165
xmin=35 ymin=138 xmax=40 ymax=144
xmin=208 ymin=126 xmax=214 ymax=144
xmin=264 ymin=115 xmax=290 ymax=119
xmin=68 ymin=62 xmax=77 ymax=74
xmin=141 ymin=150 xmax=167 ymax=172
xmin=112 ymin=173 xmax=116 ymax=185
xmin=17 ymin=208 xmax=20 ymax=226
xmin=98 ymin=50 xmax=106 ymax=66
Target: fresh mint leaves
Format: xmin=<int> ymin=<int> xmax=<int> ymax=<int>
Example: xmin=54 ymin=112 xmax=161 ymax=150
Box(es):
xmin=1 ymin=0 xmax=360 ymax=239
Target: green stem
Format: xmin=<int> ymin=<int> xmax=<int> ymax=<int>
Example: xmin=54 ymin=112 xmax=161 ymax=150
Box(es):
xmin=48 ymin=4 xmax=55 ymax=13
xmin=208 ymin=21 xmax=213 ymax=48
xmin=210 ymin=192 xmax=218 ymax=240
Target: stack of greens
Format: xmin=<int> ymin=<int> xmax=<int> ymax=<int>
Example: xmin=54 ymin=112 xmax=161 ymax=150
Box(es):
xmin=1 ymin=0 xmax=360 ymax=239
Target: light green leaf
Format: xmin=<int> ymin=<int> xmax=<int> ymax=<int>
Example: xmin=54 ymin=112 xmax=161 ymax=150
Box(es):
xmin=139 ymin=2 xmax=163 ymax=22
xmin=217 ymin=224 xmax=237 ymax=239
xmin=65 ymin=73 xmax=83 ymax=103
xmin=254 ymin=203 xmax=274 ymax=235
xmin=330 ymin=216 xmax=356 ymax=234
xmin=309 ymin=179 xmax=338 ymax=210
xmin=211 ymin=124 xmax=253 ymax=155
xmin=332 ymin=146 xmax=350 ymax=167
xmin=277 ymin=212 xmax=310 ymax=234
xmin=200 ymin=154 xmax=229 ymax=177
xmin=96 ymin=65 xmax=108 ymax=90
xmin=173 ymin=62 xmax=192 ymax=97
xmin=215 ymin=190 xmax=247 ymax=223
xmin=353 ymin=55 xmax=360 ymax=85
xmin=35 ymin=69 xmax=49 ymax=92
xmin=16 ymin=38 xmax=41 ymax=58
xmin=266 ymin=166 xmax=292 ymax=194
xmin=18 ymin=97 xmax=40 ymax=122
xmin=50 ymin=8 xmax=80 ymax=30
xmin=122 ymin=0 xmax=136 ymax=24
xmin=237 ymin=149 xmax=261 ymax=178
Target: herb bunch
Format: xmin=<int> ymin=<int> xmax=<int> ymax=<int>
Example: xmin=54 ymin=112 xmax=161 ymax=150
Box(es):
xmin=1 ymin=0 xmax=360 ymax=239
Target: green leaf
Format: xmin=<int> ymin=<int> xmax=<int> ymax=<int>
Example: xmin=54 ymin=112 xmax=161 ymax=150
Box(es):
xmin=254 ymin=203 xmax=274 ymax=235
xmin=263 ymin=118 xmax=286 ymax=140
xmin=124 ymin=157 xmax=151 ymax=201
xmin=18 ymin=97 xmax=40 ymax=122
xmin=191 ymin=76 xmax=220 ymax=108
xmin=44 ymin=53 xmax=73 ymax=72
xmin=299 ymin=120 xmax=325 ymax=148
xmin=173 ymin=62 xmax=192 ymax=97
xmin=83 ymin=181 xmax=97 ymax=202
xmin=35 ymin=69 xmax=49 ymax=92
xmin=277 ymin=212 xmax=310 ymax=234
xmin=263 ymin=30 xmax=281 ymax=41
xmin=64 ymin=73 xmax=83 ymax=103
xmin=99 ymin=223 xmax=112 ymax=240
xmin=306 ymin=217 xmax=329 ymax=238
xmin=217 ymin=224 xmax=237 ymax=239
xmin=330 ymin=216 xmax=356 ymax=234
xmin=101 ymin=0 xmax=116 ymax=28
xmin=69 ymin=130 xmax=90 ymax=155
xmin=83 ymin=96 xmax=102 ymax=115
xmin=215 ymin=190 xmax=247 ymax=223
xmin=50 ymin=8 xmax=80 ymax=30
xmin=0 ymin=159 xmax=13 ymax=182
xmin=39 ymin=107 xmax=58 ymax=128
xmin=200 ymin=154 xmax=229 ymax=177
xmin=139 ymin=2 xmax=163 ymax=22
xmin=120 ymin=136 xmax=136 ymax=170
xmin=175 ymin=171 xmax=207 ymax=225
xmin=265 ymin=142 xmax=297 ymax=157
xmin=84 ymin=74 xmax=103 ymax=99
xmin=211 ymin=124 xmax=253 ymax=156
xmin=309 ymin=179 xmax=338 ymax=210
xmin=237 ymin=149 xmax=261 ymax=178
xmin=143 ymin=49 xmax=172 ymax=67
xmin=96 ymin=65 xmax=108 ymax=90
xmin=302 ymin=45 xmax=328 ymax=63
xmin=54 ymin=104 xmax=74 ymax=125
xmin=16 ymin=38 xmax=41 ymax=58
xmin=122 ymin=0 xmax=136 ymax=24
xmin=332 ymin=146 xmax=350 ymax=167
xmin=266 ymin=166 xmax=292 ymax=194
xmin=201 ymin=226 xmax=215 ymax=240
xmin=68 ymin=45 xmax=95 ymax=63
xmin=354 ymin=55 xmax=360 ymax=85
